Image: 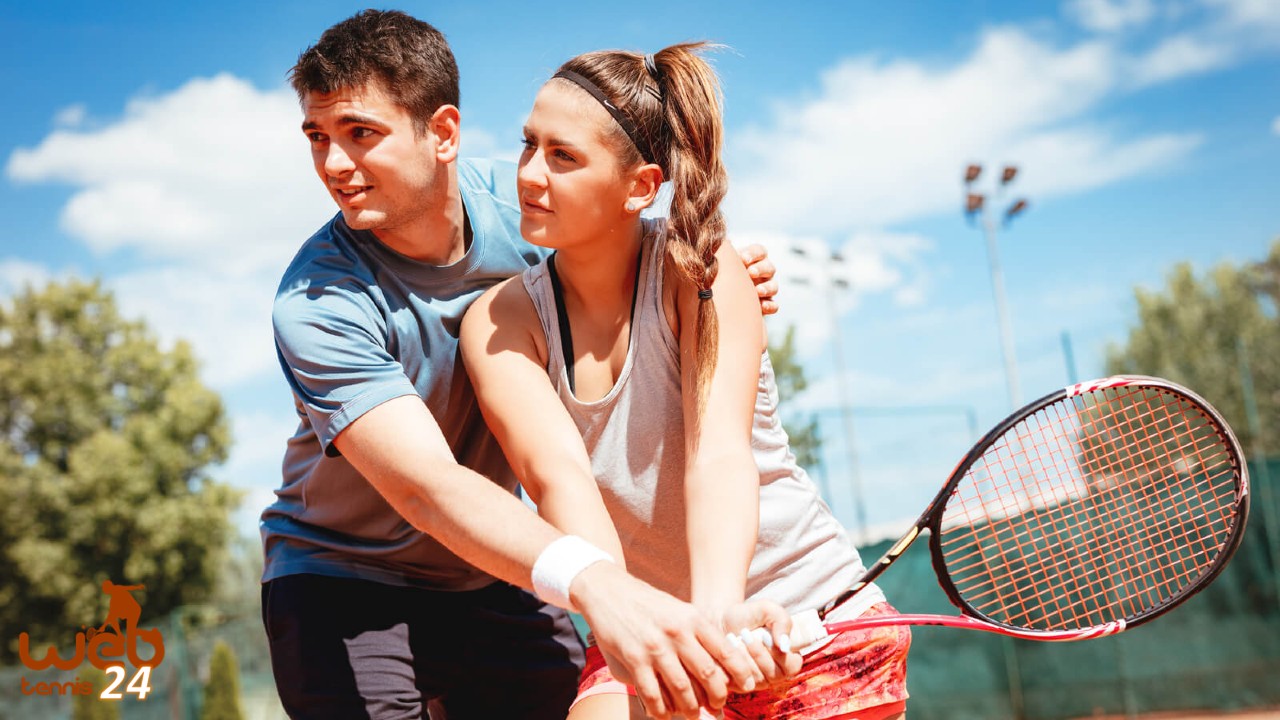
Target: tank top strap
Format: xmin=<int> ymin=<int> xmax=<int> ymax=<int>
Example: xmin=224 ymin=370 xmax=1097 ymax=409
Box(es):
xmin=520 ymin=262 xmax=570 ymax=389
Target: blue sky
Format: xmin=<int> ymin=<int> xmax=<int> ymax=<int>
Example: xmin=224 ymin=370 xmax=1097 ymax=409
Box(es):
xmin=3 ymin=0 xmax=1278 ymax=540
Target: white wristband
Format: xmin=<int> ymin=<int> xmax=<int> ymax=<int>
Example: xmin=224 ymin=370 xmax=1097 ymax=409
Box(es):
xmin=531 ymin=535 xmax=615 ymax=611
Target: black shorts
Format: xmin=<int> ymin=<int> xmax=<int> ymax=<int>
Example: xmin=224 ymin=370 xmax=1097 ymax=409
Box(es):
xmin=262 ymin=574 xmax=585 ymax=719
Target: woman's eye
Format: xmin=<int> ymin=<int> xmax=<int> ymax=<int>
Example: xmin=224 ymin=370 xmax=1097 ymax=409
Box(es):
xmin=553 ymin=149 xmax=575 ymax=162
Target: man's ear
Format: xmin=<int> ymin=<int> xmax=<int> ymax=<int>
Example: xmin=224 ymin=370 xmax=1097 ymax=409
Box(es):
xmin=430 ymin=105 xmax=462 ymax=163
xmin=626 ymin=163 xmax=665 ymax=213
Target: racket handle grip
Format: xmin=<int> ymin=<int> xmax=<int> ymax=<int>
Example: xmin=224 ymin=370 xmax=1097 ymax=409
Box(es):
xmin=725 ymin=608 xmax=829 ymax=652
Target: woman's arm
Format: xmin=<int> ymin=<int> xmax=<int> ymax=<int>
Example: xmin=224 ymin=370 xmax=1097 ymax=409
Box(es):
xmin=465 ymin=279 xmax=773 ymax=707
xmin=672 ymin=242 xmax=767 ymax=617
xmin=459 ymin=278 xmax=626 ymax=565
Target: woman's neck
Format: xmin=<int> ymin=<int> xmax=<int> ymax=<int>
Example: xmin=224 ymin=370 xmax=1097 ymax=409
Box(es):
xmin=552 ymin=221 xmax=645 ymax=313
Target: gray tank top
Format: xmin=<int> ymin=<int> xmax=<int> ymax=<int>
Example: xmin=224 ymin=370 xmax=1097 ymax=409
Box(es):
xmin=521 ymin=221 xmax=884 ymax=616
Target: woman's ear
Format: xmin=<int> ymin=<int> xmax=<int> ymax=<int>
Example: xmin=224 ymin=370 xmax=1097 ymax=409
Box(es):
xmin=430 ymin=105 xmax=462 ymax=163
xmin=625 ymin=163 xmax=665 ymax=213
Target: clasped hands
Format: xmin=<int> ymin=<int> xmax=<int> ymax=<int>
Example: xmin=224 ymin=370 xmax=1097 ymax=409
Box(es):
xmin=575 ymin=564 xmax=801 ymax=720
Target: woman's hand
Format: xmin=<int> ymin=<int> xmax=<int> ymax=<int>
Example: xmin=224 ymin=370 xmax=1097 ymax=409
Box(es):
xmin=708 ymin=600 xmax=804 ymax=691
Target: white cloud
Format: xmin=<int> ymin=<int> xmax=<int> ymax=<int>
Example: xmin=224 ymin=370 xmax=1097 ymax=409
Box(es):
xmin=110 ymin=265 xmax=277 ymax=387
xmin=1066 ymin=0 xmax=1157 ymax=32
xmin=726 ymin=26 xmax=1202 ymax=239
xmin=1273 ymin=115 xmax=1280 ymax=135
xmin=461 ymin=126 xmax=519 ymax=163
xmin=53 ymin=104 xmax=87 ymax=128
xmin=212 ymin=409 xmax=299 ymax=537
xmin=7 ymin=74 xmax=334 ymax=276
xmin=4 ymin=74 xmax=345 ymax=388
xmin=0 ymin=259 xmax=55 ymax=297
xmin=1203 ymin=0 xmax=1280 ymax=31
xmin=746 ymin=230 xmax=933 ymax=353
xmin=1130 ymin=34 xmax=1234 ymax=85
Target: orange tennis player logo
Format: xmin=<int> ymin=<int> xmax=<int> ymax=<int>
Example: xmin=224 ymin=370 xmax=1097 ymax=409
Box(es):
xmin=98 ymin=580 xmax=146 ymax=637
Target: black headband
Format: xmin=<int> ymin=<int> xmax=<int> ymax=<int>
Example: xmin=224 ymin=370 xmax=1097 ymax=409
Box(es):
xmin=553 ymin=69 xmax=659 ymax=166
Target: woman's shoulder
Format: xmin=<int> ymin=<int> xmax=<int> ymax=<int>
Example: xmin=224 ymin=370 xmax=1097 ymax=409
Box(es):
xmin=468 ymin=274 xmax=539 ymax=328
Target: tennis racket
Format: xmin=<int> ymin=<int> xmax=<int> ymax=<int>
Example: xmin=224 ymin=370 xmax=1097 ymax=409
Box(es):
xmin=775 ymin=375 xmax=1250 ymax=647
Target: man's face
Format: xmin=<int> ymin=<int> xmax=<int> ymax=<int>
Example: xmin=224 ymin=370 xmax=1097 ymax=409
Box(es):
xmin=302 ymin=81 xmax=441 ymax=238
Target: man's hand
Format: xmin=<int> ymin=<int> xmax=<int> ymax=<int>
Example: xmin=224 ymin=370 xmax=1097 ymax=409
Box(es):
xmin=738 ymin=244 xmax=779 ymax=316
xmin=570 ymin=562 xmax=761 ymax=719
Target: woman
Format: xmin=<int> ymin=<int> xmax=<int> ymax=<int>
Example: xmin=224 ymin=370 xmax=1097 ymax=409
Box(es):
xmin=460 ymin=43 xmax=909 ymax=720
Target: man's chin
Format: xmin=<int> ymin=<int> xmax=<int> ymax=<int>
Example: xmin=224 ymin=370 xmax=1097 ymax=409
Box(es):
xmin=341 ymin=209 xmax=386 ymax=231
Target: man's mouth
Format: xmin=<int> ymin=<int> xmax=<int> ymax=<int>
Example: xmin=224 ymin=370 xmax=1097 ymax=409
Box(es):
xmin=335 ymin=185 xmax=371 ymax=199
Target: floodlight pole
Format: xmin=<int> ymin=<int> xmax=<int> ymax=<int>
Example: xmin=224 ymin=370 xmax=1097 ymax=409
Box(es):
xmin=965 ymin=164 xmax=1027 ymax=408
xmin=965 ymin=163 xmax=1029 ymax=720
xmin=980 ymin=209 xmax=1023 ymax=408
xmin=825 ymin=272 xmax=870 ymax=545
xmin=787 ymin=248 xmax=869 ymax=545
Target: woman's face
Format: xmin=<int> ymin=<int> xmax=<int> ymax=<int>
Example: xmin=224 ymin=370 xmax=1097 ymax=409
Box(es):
xmin=517 ymin=81 xmax=638 ymax=250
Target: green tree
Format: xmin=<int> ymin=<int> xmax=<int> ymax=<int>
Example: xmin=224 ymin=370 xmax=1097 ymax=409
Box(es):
xmin=72 ymin=666 xmax=120 ymax=720
xmin=768 ymin=325 xmax=823 ymax=469
xmin=200 ymin=640 xmax=245 ymax=720
xmin=0 ymin=279 xmax=238 ymax=663
xmin=1105 ymin=239 xmax=1280 ymax=453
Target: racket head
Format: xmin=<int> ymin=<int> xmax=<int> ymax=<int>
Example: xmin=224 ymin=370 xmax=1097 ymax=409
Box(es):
xmin=926 ymin=375 xmax=1249 ymax=636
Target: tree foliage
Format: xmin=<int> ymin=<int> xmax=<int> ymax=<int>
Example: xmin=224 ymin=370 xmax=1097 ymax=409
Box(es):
xmin=1105 ymin=240 xmax=1280 ymax=454
xmin=768 ymin=325 xmax=823 ymax=469
xmin=200 ymin=640 xmax=245 ymax=720
xmin=72 ymin=666 xmax=120 ymax=720
xmin=0 ymin=279 xmax=238 ymax=663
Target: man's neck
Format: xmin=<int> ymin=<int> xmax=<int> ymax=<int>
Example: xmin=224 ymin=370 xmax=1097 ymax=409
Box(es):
xmin=373 ymin=167 xmax=468 ymax=266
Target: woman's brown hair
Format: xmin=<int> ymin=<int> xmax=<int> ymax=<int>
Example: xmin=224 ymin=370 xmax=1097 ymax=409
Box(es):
xmin=553 ymin=42 xmax=727 ymax=416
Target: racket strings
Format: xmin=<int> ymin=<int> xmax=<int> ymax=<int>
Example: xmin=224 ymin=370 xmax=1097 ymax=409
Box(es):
xmin=938 ymin=385 xmax=1240 ymax=631
xmin=1007 ymin=391 xmax=1235 ymax=625
xmin=1070 ymin=396 xmax=1232 ymax=605
xmin=1071 ymin=389 xmax=1236 ymax=616
xmin=1033 ymin=388 xmax=1233 ymax=621
xmin=955 ymin=480 xmax=1231 ymax=627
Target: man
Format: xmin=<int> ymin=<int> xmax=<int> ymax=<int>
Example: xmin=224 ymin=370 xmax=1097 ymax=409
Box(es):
xmin=260 ymin=10 xmax=784 ymax=720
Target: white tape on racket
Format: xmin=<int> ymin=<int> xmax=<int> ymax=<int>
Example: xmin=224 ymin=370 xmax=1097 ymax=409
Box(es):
xmin=726 ymin=608 xmax=827 ymax=653
xmin=788 ymin=609 xmax=829 ymax=648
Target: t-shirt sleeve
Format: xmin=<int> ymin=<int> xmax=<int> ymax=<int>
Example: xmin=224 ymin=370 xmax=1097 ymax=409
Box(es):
xmin=273 ymin=280 xmax=417 ymax=456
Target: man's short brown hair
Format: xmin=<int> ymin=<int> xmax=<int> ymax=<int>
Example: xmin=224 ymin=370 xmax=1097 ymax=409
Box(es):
xmin=290 ymin=9 xmax=460 ymax=135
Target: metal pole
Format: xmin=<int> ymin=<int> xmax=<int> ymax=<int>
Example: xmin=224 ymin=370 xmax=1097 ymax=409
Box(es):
xmin=971 ymin=169 xmax=1025 ymax=719
xmin=981 ymin=211 xmax=1022 ymax=408
xmin=1237 ymin=335 xmax=1280 ymax=611
xmin=811 ymin=446 xmax=834 ymax=507
xmin=826 ymin=275 xmax=869 ymax=545
xmin=1061 ymin=330 xmax=1079 ymax=385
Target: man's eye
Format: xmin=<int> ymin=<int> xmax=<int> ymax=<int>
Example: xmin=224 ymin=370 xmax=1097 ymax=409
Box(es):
xmin=307 ymin=132 xmax=326 ymax=143
xmin=352 ymin=127 xmax=374 ymax=139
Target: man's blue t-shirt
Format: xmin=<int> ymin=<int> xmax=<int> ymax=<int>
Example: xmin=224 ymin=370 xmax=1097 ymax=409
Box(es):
xmin=261 ymin=158 xmax=549 ymax=590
